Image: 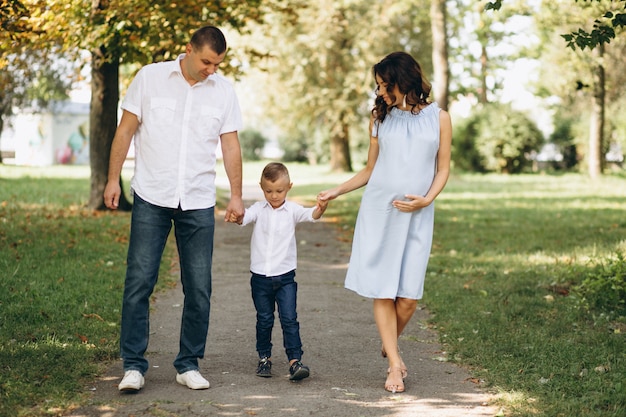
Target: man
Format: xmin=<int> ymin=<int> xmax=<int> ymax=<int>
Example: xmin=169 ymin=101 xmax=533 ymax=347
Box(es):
xmin=104 ymin=25 xmax=244 ymax=392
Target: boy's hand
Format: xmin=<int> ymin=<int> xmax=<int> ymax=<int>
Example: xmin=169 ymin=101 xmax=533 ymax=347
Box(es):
xmin=317 ymin=195 xmax=329 ymax=209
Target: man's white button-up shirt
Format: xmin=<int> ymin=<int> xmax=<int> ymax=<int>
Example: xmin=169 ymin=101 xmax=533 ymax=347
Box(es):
xmin=122 ymin=54 xmax=242 ymax=210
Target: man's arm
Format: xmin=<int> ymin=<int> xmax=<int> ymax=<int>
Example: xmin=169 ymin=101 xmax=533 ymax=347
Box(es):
xmin=103 ymin=111 xmax=139 ymax=209
xmin=220 ymin=130 xmax=244 ymax=222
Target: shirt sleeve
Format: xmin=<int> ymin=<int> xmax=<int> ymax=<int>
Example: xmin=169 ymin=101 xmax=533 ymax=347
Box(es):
xmin=241 ymin=201 xmax=261 ymax=226
xmin=218 ymin=76 xmax=243 ymax=135
xmin=121 ymin=66 xmax=146 ymax=122
xmin=292 ymin=203 xmax=316 ymax=223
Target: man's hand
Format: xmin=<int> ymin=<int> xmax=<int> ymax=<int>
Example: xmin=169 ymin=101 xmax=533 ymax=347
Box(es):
xmin=104 ymin=181 xmax=122 ymax=210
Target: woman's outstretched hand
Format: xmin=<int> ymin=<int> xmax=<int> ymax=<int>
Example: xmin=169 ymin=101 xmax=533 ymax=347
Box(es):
xmin=317 ymin=188 xmax=340 ymax=203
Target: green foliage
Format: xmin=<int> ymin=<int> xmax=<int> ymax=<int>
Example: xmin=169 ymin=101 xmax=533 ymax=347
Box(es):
xmin=239 ymin=129 xmax=267 ymax=161
xmin=575 ymin=253 xmax=626 ymax=319
xmin=487 ymin=0 xmax=626 ymax=50
xmin=452 ymin=103 xmax=544 ymax=173
xmin=278 ymin=133 xmax=309 ymax=163
xmin=548 ymin=113 xmax=579 ymax=169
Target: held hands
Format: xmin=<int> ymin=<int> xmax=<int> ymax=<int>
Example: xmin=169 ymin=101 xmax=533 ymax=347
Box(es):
xmin=224 ymin=196 xmax=244 ymax=224
xmin=317 ymin=188 xmax=339 ymax=203
xmin=392 ymin=194 xmax=431 ymax=212
xmin=316 ymin=197 xmax=329 ymax=214
xmin=226 ymin=212 xmax=243 ymax=224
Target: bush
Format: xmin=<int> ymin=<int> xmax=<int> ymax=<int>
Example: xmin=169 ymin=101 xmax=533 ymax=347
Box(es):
xmin=452 ymin=103 xmax=544 ymax=173
xmin=278 ymin=134 xmax=309 ymax=163
xmin=239 ymin=129 xmax=267 ymax=161
xmin=574 ymin=253 xmax=626 ymax=319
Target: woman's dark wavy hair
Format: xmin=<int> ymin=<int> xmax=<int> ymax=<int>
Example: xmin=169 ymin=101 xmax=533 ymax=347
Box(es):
xmin=372 ymin=52 xmax=431 ymax=123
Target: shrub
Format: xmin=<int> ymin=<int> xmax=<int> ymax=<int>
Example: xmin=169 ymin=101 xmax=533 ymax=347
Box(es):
xmin=452 ymin=103 xmax=544 ymax=173
xmin=574 ymin=253 xmax=626 ymax=319
xmin=278 ymin=134 xmax=309 ymax=163
xmin=239 ymin=129 xmax=267 ymax=161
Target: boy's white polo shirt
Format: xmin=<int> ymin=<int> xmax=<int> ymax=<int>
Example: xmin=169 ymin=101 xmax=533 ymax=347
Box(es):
xmin=242 ymin=200 xmax=316 ymax=277
xmin=122 ymin=54 xmax=242 ymax=210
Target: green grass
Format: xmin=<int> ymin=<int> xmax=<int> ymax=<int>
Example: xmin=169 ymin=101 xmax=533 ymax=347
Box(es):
xmin=1 ymin=165 xmax=625 ymax=416
xmin=323 ymin=172 xmax=626 ymax=417
xmin=0 ymin=165 xmax=173 ymax=416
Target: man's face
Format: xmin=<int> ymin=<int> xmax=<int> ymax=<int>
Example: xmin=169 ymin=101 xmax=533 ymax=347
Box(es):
xmin=184 ymin=43 xmax=226 ymax=82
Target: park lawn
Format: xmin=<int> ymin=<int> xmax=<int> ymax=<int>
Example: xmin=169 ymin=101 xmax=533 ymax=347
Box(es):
xmin=1 ymin=164 xmax=625 ymax=416
xmin=325 ymin=171 xmax=626 ymax=417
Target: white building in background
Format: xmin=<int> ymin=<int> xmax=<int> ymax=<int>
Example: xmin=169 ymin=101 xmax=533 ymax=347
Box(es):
xmin=0 ymin=101 xmax=90 ymax=166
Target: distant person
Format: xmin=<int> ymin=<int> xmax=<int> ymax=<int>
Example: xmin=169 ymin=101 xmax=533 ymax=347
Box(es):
xmin=318 ymin=52 xmax=452 ymax=393
xmin=229 ymin=162 xmax=328 ymax=380
xmin=103 ymin=25 xmax=244 ymax=392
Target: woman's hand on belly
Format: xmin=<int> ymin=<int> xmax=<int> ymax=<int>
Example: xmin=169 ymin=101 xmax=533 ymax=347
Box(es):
xmin=392 ymin=194 xmax=431 ymax=212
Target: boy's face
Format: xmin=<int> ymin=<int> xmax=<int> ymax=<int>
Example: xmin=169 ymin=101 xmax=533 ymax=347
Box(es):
xmin=260 ymin=175 xmax=292 ymax=209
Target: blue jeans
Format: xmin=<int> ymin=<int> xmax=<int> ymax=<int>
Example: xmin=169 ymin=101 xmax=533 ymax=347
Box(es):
xmin=250 ymin=270 xmax=303 ymax=361
xmin=120 ymin=194 xmax=215 ymax=375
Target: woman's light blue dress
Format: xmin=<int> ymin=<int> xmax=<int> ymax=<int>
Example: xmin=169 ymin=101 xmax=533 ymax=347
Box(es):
xmin=345 ymin=103 xmax=441 ymax=300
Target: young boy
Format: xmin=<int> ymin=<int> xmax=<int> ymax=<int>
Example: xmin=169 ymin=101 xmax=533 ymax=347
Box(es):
xmin=233 ymin=162 xmax=328 ymax=380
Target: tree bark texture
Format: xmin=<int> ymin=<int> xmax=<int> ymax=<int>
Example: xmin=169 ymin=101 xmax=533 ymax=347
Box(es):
xmin=88 ymin=46 xmax=131 ymax=210
xmin=329 ymin=120 xmax=352 ymax=172
xmin=430 ymin=0 xmax=450 ymax=111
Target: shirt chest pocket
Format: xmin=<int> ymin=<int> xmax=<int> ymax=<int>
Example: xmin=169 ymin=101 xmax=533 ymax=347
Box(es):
xmin=200 ymin=106 xmax=223 ymax=138
xmin=149 ymin=98 xmax=176 ymax=125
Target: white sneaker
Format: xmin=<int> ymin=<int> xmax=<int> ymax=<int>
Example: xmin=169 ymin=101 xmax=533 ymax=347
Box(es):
xmin=176 ymin=370 xmax=210 ymax=390
xmin=118 ymin=370 xmax=145 ymax=392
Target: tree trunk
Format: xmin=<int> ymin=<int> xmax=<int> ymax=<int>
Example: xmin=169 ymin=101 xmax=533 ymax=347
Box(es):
xmin=478 ymin=44 xmax=489 ymax=105
xmin=430 ymin=0 xmax=449 ymax=111
xmin=88 ymin=46 xmax=132 ymax=210
xmin=588 ymin=44 xmax=605 ymax=179
xmin=329 ymin=120 xmax=352 ymax=172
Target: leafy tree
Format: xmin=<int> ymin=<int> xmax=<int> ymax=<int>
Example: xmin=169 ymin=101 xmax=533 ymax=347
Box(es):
xmin=244 ymin=0 xmax=433 ymax=172
xmin=0 ymin=0 xmax=72 ymax=164
xmin=448 ymin=0 xmax=535 ymax=105
xmin=534 ymin=0 xmax=626 ymax=177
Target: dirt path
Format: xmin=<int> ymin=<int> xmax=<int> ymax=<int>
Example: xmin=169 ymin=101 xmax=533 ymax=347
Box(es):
xmin=67 ymin=196 xmax=498 ymax=417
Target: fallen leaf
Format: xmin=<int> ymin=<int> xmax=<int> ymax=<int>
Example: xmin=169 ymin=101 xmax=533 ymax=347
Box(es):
xmin=82 ymin=313 xmax=104 ymax=321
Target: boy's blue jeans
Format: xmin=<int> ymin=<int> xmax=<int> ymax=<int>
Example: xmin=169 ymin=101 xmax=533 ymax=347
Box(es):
xmin=120 ymin=194 xmax=215 ymax=375
xmin=250 ymin=270 xmax=303 ymax=362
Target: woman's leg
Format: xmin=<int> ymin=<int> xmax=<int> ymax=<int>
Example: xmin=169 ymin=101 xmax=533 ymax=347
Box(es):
xmin=395 ymin=297 xmax=418 ymax=338
xmin=381 ymin=298 xmax=418 ymax=370
xmin=373 ymin=299 xmax=405 ymax=392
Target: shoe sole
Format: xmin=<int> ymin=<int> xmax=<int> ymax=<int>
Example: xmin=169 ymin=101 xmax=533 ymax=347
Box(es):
xmin=289 ymin=369 xmax=310 ymax=381
xmin=119 ymin=385 xmax=142 ymax=392
xmin=256 ymin=373 xmax=272 ymax=378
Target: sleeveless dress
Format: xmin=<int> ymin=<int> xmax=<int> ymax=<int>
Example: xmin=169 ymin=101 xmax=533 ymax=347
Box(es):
xmin=344 ymin=103 xmax=441 ymax=300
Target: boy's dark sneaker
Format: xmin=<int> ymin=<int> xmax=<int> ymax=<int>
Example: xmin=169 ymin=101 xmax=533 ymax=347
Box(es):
xmin=256 ymin=357 xmax=272 ymax=377
xmin=288 ymin=360 xmax=310 ymax=381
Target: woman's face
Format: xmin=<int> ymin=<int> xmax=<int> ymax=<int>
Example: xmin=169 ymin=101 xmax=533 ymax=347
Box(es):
xmin=375 ymin=74 xmax=402 ymax=107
